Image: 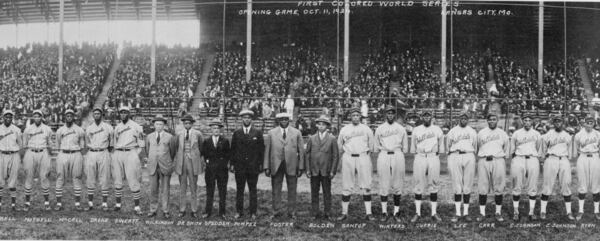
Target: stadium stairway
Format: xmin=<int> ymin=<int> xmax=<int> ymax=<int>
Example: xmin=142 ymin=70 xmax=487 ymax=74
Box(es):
xmin=190 ymin=50 xmax=216 ymax=115
xmin=82 ymin=54 xmax=121 ymax=127
xmin=577 ymin=59 xmax=595 ymax=113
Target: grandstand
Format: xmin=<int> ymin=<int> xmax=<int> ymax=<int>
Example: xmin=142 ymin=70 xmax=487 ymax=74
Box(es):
xmin=1 ymin=0 xmax=600 ymax=138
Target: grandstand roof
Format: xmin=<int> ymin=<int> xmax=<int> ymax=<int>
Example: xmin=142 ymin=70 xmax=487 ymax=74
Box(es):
xmin=0 ymin=0 xmax=209 ymax=24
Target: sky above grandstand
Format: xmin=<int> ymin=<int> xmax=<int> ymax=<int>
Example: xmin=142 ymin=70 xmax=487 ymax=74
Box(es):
xmin=0 ymin=20 xmax=199 ymax=48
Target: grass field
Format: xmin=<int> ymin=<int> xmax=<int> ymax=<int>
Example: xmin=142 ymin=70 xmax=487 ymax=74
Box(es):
xmin=1 ymin=155 xmax=600 ymax=240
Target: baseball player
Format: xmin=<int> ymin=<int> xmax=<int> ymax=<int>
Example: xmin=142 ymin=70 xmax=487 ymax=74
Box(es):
xmin=55 ymin=109 xmax=86 ymax=210
xmin=112 ymin=106 xmax=145 ymax=215
xmin=539 ymin=116 xmax=574 ymax=220
xmin=84 ymin=108 xmax=114 ymax=211
xmin=573 ymin=116 xmax=600 ymax=220
xmin=476 ymin=113 xmax=510 ymax=222
xmin=336 ymin=108 xmax=375 ymax=221
xmin=374 ymin=106 xmax=408 ymax=222
xmin=445 ymin=112 xmax=477 ymax=222
xmin=510 ymin=114 xmax=543 ymax=221
xmin=410 ymin=111 xmax=444 ymax=222
xmin=22 ymin=109 xmax=53 ymax=211
xmin=0 ymin=110 xmax=22 ymax=211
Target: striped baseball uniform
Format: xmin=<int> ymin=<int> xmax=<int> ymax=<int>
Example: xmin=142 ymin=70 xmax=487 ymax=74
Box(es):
xmin=338 ymin=123 xmax=374 ymax=196
xmin=410 ymin=124 xmax=444 ymax=195
xmin=374 ymin=122 xmax=408 ymax=196
xmin=574 ymin=129 xmax=600 ymax=194
xmin=55 ymin=124 xmax=86 ymax=200
xmin=477 ymin=127 xmax=510 ymax=195
xmin=446 ymin=125 xmax=477 ymax=195
xmin=22 ymin=123 xmax=53 ymax=198
xmin=112 ymin=120 xmax=145 ymax=201
xmin=85 ymin=122 xmax=114 ymax=198
xmin=0 ymin=124 xmax=22 ymax=199
xmin=510 ymin=128 xmax=542 ymax=196
xmin=541 ymin=130 xmax=573 ymax=196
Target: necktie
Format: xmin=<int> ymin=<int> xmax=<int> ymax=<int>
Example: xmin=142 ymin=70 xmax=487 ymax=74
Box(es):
xmin=157 ymin=133 xmax=160 ymax=144
xmin=245 ymin=128 xmax=248 ymax=135
xmin=214 ymin=137 xmax=218 ymax=148
xmin=283 ymin=129 xmax=286 ymax=140
xmin=186 ymin=130 xmax=189 ymax=141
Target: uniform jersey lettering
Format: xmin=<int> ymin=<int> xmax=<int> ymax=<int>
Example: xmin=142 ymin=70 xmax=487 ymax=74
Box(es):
xmin=0 ymin=130 xmax=14 ymax=140
xmin=118 ymin=126 xmax=131 ymax=136
xmin=416 ymin=132 xmax=436 ymax=143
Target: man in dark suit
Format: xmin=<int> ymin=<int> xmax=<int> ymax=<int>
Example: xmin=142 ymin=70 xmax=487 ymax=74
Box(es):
xmin=230 ymin=109 xmax=264 ymax=219
xmin=305 ymin=115 xmax=339 ymax=220
xmin=264 ymin=112 xmax=305 ymax=219
xmin=201 ymin=119 xmax=231 ymax=218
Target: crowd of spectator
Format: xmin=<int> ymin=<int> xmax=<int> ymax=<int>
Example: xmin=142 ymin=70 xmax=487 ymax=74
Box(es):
xmin=106 ymin=44 xmax=204 ymax=118
xmin=0 ymin=42 xmax=114 ymax=124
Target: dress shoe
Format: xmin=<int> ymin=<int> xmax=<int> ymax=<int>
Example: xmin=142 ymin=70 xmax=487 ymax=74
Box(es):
xmin=595 ymin=213 xmax=600 ymax=220
xmin=380 ymin=213 xmax=389 ymax=222
xmin=54 ymin=204 xmax=63 ymax=211
xmin=567 ymin=213 xmax=575 ymax=221
xmin=178 ymin=212 xmax=186 ymax=218
xmin=75 ymin=205 xmax=83 ymax=211
xmin=135 ymin=209 xmax=144 ymax=216
xmin=540 ymin=212 xmax=547 ymax=220
xmin=512 ymin=212 xmax=520 ymax=221
xmin=202 ymin=213 xmax=211 ymax=219
xmin=44 ymin=204 xmax=51 ymax=211
xmin=114 ymin=206 xmax=121 ymax=212
xmin=84 ymin=205 xmax=93 ymax=211
xmin=191 ymin=212 xmax=198 ymax=218
xmin=394 ymin=214 xmax=402 ymax=222
xmin=22 ymin=204 xmax=30 ymax=212
xmin=289 ymin=213 xmax=297 ymax=219
xmin=410 ymin=214 xmax=420 ymax=223
xmin=451 ymin=215 xmax=460 ymax=223
xmin=495 ymin=213 xmax=504 ymax=222
xmin=234 ymin=213 xmax=242 ymax=219
xmin=336 ymin=214 xmax=348 ymax=221
xmin=431 ymin=214 xmax=442 ymax=222
xmin=476 ymin=214 xmax=485 ymax=222
xmin=576 ymin=212 xmax=583 ymax=221
xmin=250 ymin=214 xmax=257 ymax=220
xmin=148 ymin=212 xmax=157 ymax=217
xmin=164 ymin=213 xmax=171 ymax=219
xmin=528 ymin=214 xmax=538 ymax=221
xmin=102 ymin=205 xmax=110 ymax=212
xmin=365 ymin=214 xmax=376 ymax=221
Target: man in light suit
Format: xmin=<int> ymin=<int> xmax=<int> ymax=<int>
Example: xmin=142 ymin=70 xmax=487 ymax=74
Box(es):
xmin=231 ymin=109 xmax=264 ymax=219
xmin=305 ymin=115 xmax=339 ymax=220
xmin=145 ymin=115 xmax=178 ymax=219
xmin=175 ymin=114 xmax=203 ymax=218
xmin=201 ymin=119 xmax=231 ymax=218
xmin=264 ymin=112 xmax=305 ymax=219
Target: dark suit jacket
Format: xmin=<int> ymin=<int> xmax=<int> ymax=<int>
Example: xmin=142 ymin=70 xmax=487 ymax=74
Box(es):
xmin=230 ymin=126 xmax=265 ymax=174
xmin=201 ymin=136 xmax=231 ymax=173
xmin=305 ymin=131 xmax=339 ymax=176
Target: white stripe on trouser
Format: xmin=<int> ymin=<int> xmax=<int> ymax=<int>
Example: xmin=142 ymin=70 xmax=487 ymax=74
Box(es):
xmin=341 ymin=153 xmax=372 ymax=196
xmin=377 ymin=151 xmax=404 ymax=196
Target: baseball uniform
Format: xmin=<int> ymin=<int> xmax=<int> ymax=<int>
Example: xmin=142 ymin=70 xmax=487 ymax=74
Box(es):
xmin=446 ymin=125 xmax=477 ymax=195
xmin=55 ymin=124 xmax=86 ymax=205
xmin=573 ymin=128 xmax=600 ymax=215
xmin=112 ymin=119 xmax=145 ymax=208
xmin=477 ymin=126 xmax=510 ymax=218
xmin=410 ymin=124 xmax=444 ymax=195
xmin=338 ymin=123 xmax=375 ymax=196
xmin=374 ymin=121 xmax=408 ymax=217
xmin=541 ymin=129 xmax=573 ymax=197
xmin=477 ymin=127 xmax=510 ymax=196
xmin=510 ymin=128 xmax=542 ymax=197
xmin=22 ymin=123 xmax=53 ymax=205
xmin=574 ymin=129 xmax=600 ymax=194
xmin=0 ymin=123 xmax=22 ymax=205
xmin=337 ymin=123 xmax=375 ymax=217
xmin=85 ymin=121 xmax=114 ymax=207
